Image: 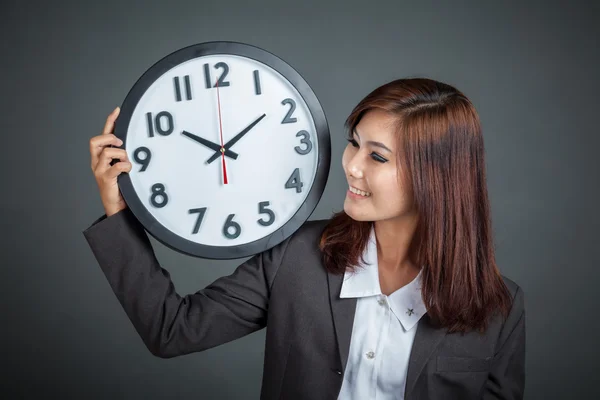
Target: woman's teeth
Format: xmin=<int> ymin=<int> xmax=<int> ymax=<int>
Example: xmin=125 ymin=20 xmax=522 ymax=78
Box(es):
xmin=350 ymin=186 xmax=371 ymax=197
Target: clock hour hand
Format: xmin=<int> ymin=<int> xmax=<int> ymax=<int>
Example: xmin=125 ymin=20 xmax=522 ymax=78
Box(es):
xmin=181 ymin=130 xmax=239 ymax=160
xmin=206 ymin=113 xmax=267 ymax=164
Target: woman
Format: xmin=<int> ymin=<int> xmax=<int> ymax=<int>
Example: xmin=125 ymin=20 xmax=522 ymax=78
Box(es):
xmin=84 ymin=78 xmax=525 ymax=400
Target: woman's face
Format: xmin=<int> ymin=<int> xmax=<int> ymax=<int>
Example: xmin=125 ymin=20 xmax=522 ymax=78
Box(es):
xmin=342 ymin=109 xmax=416 ymax=222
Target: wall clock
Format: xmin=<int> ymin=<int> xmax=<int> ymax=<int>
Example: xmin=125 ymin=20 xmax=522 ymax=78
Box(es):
xmin=114 ymin=41 xmax=330 ymax=259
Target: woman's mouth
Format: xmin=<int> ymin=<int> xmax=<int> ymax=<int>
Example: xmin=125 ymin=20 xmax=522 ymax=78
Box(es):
xmin=347 ymin=185 xmax=371 ymax=198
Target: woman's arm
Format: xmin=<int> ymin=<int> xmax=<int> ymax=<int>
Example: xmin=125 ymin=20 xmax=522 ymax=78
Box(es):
xmin=481 ymin=285 xmax=526 ymax=399
xmin=82 ymin=207 xmax=290 ymax=358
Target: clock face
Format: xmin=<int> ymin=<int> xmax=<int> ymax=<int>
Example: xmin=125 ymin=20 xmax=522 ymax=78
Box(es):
xmin=115 ymin=42 xmax=330 ymax=259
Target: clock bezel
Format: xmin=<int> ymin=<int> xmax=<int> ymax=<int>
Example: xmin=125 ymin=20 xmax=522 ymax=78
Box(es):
xmin=114 ymin=41 xmax=331 ymax=259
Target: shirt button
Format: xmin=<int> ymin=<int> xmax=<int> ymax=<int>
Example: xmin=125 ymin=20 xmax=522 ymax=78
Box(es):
xmin=366 ymin=351 xmax=375 ymax=359
xmin=378 ymin=298 xmax=386 ymax=306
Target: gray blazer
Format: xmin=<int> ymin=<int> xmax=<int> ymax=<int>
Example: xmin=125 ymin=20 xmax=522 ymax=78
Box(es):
xmin=83 ymin=207 xmax=525 ymax=400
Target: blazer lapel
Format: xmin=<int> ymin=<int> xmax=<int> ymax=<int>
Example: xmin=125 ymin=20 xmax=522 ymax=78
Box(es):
xmin=404 ymin=314 xmax=448 ymax=399
xmin=327 ymin=269 xmax=357 ymax=373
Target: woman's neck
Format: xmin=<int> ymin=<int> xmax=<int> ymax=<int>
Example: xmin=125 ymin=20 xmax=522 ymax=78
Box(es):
xmin=374 ymin=212 xmax=419 ymax=273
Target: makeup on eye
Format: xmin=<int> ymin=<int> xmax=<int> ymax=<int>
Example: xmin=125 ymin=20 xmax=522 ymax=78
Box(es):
xmin=346 ymin=137 xmax=389 ymax=163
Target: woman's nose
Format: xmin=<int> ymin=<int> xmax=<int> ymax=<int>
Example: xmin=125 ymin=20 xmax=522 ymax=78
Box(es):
xmin=347 ymin=155 xmax=364 ymax=179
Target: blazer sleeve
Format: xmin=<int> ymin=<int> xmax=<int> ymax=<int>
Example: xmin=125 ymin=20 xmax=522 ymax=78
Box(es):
xmin=82 ymin=207 xmax=291 ymax=358
xmin=481 ymin=285 xmax=526 ymax=399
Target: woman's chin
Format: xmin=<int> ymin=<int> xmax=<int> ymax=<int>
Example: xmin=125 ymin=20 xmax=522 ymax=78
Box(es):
xmin=344 ymin=202 xmax=370 ymax=221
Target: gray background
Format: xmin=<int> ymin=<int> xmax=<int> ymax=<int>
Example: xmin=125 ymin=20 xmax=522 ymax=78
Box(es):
xmin=2 ymin=0 xmax=598 ymax=398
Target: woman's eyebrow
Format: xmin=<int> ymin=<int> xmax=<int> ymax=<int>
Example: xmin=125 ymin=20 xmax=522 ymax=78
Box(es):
xmin=353 ymin=128 xmax=392 ymax=153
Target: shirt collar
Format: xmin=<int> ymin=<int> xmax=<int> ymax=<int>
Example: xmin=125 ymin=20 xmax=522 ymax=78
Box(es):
xmin=339 ymin=225 xmax=427 ymax=331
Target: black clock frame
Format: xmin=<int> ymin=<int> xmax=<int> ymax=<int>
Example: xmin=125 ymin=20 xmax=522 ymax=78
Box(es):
xmin=114 ymin=41 xmax=331 ymax=259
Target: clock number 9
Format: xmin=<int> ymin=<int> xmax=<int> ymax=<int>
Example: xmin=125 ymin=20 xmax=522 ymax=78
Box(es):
xmin=294 ymin=130 xmax=313 ymax=155
xmin=133 ymin=146 xmax=151 ymax=171
xmin=257 ymin=201 xmax=275 ymax=227
xmin=223 ymin=214 xmax=241 ymax=239
xmin=150 ymin=183 xmax=169 ymax=208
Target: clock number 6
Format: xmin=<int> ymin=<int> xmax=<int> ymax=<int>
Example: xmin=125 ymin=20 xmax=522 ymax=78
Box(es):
xmin=150 ymin=183 xmax=169 ymax=208
xmin=257 ymin=201 xmax=275 ymax=227
xmin=223 ymin=214 xmax=241 ymax=239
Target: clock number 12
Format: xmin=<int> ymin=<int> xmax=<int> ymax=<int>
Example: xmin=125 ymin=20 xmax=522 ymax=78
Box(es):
xmin=204 ymin=62 xmax=231 ymax=88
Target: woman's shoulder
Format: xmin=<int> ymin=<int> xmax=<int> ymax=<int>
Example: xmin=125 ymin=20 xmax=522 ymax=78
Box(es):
xmin=297 ymin=218 xmax=331 ymax=234
xmin=276 ymin=218 xmax=331 ymax=258
xmin=290 ymin=219 xmax=331 ymax=242
xmin=500 ymin=275 xmax=521 ymax=298
xmin=499 ymin=274 xmax=525 ymax=315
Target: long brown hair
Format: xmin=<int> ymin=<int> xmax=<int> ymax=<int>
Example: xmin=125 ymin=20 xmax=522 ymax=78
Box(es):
xmin=319 ymin=78 xmax=512 ymax=334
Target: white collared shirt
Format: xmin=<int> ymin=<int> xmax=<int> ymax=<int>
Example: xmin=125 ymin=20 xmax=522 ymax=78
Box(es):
xmin=337 ymin=227 xmax=426 ymax=400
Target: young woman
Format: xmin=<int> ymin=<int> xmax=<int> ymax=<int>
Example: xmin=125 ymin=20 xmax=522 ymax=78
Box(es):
xmin=85 ymin=78 xmax=525 ymax=400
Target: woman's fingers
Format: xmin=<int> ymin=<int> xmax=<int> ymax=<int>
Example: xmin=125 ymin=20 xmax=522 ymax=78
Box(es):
xmin=103 ymin=107 xmax=120 ymax=135
xmin=94 ymin=147 xmax=129 ymax=177
xmin=104 ymin=161 xmax=132 ymax=181
xmin=90 ymin=107 xmax=123 ymax=170
xmin=90 ymin=134 xmax=123 ymax=171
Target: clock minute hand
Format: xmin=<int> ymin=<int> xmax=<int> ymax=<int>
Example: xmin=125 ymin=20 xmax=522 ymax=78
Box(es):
xmin=206 ymin=113 xmax=267 ymax=164
xmin=181 ymin=130 xmax=239 ymax=160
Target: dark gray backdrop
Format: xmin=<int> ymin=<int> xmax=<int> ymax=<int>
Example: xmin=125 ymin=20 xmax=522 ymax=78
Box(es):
xmin=2 ymin=0 xmax=598 ymax=399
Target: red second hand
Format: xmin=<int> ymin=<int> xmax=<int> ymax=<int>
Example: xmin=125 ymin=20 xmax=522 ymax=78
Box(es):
xmin=215 ymin=78 xmax=228 ymax=184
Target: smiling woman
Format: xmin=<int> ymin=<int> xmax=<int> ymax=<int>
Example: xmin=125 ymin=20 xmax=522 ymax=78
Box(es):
xmin=316 ymin=78 xmax=524 ymax=399
xmin=321 ymin=78 xmax=513 ymax=334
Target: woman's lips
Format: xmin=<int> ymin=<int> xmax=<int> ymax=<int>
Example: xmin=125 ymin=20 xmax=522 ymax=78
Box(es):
xmin=347 ymin=189 xmax=371 ymax=199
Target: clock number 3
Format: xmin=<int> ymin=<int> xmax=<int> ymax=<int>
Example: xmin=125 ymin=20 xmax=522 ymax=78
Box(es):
xmin=294 ymin=130 xmax=313 ymax=155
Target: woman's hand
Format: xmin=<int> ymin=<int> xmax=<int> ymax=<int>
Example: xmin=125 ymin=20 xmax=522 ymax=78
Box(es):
xmin=89 ymin=107 xmax=133 ymax=217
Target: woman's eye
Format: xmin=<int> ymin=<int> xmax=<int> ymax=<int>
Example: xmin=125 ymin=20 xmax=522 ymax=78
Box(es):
xmin=346 ymin=138 xmax=388 ymax=163
xmin=370 ymin=153 xmax=388 ymax=163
